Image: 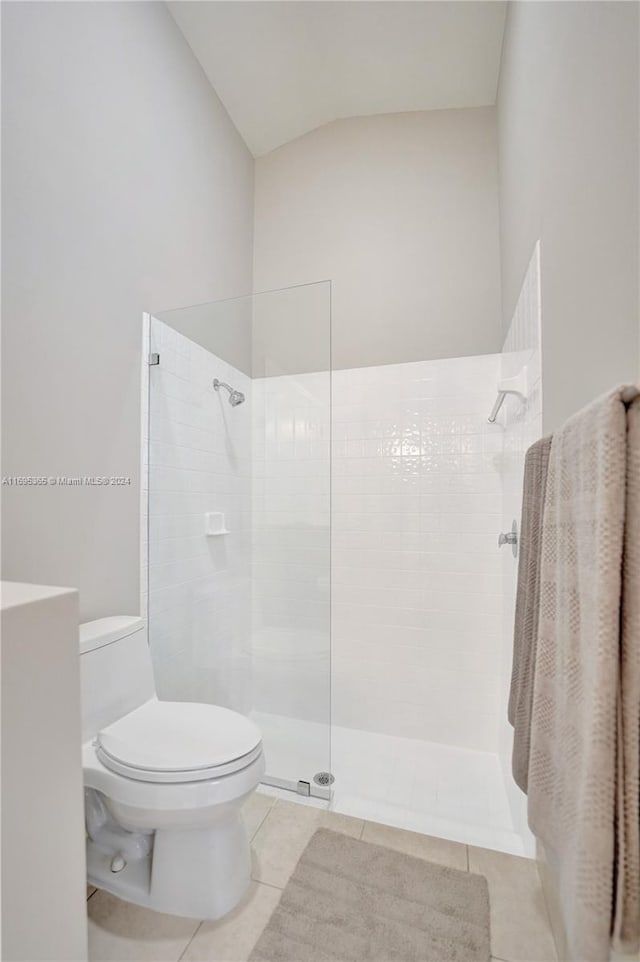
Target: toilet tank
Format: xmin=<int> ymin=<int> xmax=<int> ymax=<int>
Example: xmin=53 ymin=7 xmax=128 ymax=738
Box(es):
xmin=79 ymin=616 xmax=156 ymax=742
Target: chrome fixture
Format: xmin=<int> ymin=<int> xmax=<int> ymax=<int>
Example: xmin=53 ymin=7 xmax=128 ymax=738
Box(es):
xmin=313 ymin=772 xmax=335 ymax=787
xmin=213 ymin=378 xmax=245 ymax=407
xmin=498 ymin=520 xmax=518 ymax=558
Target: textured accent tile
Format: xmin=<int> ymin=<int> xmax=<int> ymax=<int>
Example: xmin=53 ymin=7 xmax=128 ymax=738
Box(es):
xmin=87 ymin=890 xmax=198 ymax=962
xmin=331 ymin=352 xmax=505 ymax=748
xmin=251 ymin=799 xmax=363 ymax=888
xmin=361 ymin=820 xmax=467 ymax=871
xmin=468 ymin=846 xmax=557 ymax=962
xmin=181 ymin=882 xmax=282 ymax=962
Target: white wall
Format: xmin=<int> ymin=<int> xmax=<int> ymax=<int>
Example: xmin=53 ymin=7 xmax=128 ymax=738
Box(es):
xmin=157 ymin=298 xmax=254 ymax=379
xmin=254 ymin=108 xmax=502 ymax=371
xmin=331 ymin=354 xmax=504 ymax=750
xmin=1 ymin=1 xmax=254 ymax=620
xmin=497 ymin=1 xmax=639 ymax=434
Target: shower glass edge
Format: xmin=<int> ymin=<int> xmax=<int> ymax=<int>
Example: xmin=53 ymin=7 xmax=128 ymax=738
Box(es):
xmin=146 ymin=281 xmax=332 ymax=801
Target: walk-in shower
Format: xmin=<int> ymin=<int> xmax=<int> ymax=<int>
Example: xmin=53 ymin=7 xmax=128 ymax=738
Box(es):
xmin=143 ymin=249 xmax=542 ymax=854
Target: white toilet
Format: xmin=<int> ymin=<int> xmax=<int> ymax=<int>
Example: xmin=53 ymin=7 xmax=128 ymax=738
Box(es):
xmin=80 ymin=615 xmax=264 ymax=920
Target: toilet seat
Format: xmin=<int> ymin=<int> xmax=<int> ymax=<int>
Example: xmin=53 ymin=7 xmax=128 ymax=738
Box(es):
xmin=95 ymin=699 xmax=263 ymax=784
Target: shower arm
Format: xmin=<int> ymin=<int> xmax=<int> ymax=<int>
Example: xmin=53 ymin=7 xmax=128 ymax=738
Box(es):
xmin=213 ymin=378 xmax=233 ymax=395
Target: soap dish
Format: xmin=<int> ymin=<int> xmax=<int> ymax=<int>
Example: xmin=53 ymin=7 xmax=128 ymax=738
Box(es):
xmin=205 ymin=512 xmax=230 ymax=536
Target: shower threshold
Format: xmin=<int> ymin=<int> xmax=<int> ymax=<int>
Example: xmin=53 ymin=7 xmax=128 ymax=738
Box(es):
xmin=260 ymin=773 xmax=331 ymax=801
xmin=252 ymin=711 xmax=530 ymax=857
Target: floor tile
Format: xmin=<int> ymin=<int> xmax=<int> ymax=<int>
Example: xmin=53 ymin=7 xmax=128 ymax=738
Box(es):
xmin=251 ymin=798 xmax=364 ymax=888
xmin=361 ymin=820 xmax=467 ymax=871
xmin=242 ymin=791 xmax=275 ymax=840
xmin=468 ymin=846 xmax=557 ymax=962
xmin=87 ymin=885 xmax=97 ymax=900
xmin=181 ymin=882 xmax=282 ymax=962
xmin=87 ymin=890 xmax=199 ymax=962
xmin=333 ymin=792 xmax=410 ymax=830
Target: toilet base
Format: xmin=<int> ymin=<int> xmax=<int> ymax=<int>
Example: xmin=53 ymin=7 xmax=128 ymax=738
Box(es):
xmin=87 ymin=810 xmax=251 ymax=920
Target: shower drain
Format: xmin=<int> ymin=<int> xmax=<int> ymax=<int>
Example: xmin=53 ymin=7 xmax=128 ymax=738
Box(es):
xmin=313 ymin=772 xmax=335 ymax=787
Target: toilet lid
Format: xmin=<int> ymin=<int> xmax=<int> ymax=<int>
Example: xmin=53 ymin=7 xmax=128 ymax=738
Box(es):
xmin=96 ymin=700 xmax=262 ymax=783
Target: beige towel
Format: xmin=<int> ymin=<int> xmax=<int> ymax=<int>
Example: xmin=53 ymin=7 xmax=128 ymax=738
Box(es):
xmin=508 ymin=436 xmax=552 ymax=793
xmin=528 ymin=387 xmax=640 ymax=961
xmin=614 ymin=397 xmax=640 ymax=952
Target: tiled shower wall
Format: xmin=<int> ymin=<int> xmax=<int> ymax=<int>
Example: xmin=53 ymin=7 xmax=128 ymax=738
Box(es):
xmin=498 ymin=242 xmax=543 ymax=849
xmin=251 ymin=373 xmax=331 ymax=725
xmin=331 ymin=355 xmax=505 ymax=751
xmin=146 ymin=319 xmax=253 ymax=713
xmin=145 ymin=321 xmax=332 ymax=735
xmin=144 ymin=320 xmax=525 ymax=761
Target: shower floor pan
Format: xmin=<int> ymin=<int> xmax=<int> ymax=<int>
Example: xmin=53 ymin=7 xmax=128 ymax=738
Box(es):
xmin=252 ymin=711 xmax=530 ymax=857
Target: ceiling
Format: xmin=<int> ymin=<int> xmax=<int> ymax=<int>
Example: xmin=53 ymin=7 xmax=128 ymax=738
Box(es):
xmin=168 ymin=1 xmax=507 ymax=157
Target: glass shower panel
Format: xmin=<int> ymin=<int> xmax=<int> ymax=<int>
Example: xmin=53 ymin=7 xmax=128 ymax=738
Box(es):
xmin=251 ymin=283 xmax=331 ymax=794
xmin=147 ymin=281 xmax=331 ymax=797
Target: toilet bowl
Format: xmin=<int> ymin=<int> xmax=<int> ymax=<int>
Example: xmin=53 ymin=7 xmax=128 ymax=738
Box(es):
xmin=80 ymin=616 xmax=264 ymax=920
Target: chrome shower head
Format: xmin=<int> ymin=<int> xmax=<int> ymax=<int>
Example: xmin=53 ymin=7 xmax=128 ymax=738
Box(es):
xmin=213 ymin=378 xmax=245 ymax=407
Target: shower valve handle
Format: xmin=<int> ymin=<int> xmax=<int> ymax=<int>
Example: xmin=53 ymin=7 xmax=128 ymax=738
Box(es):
xmin=498 ymin=520 xmax=519 ymax=558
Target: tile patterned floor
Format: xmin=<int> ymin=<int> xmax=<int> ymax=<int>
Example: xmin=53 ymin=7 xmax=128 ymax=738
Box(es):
xmin=87 ymin=792 xmax=557 ymax=962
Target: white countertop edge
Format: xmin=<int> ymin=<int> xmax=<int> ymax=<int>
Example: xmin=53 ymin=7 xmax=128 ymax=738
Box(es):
xmin=1 ymin=580 xmax=78 ymax=611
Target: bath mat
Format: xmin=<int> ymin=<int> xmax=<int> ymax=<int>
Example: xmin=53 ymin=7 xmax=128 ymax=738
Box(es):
xmin=249 ymin=828 xmax=490 ymax=962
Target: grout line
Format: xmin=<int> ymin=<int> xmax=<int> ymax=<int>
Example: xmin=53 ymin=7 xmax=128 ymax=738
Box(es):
xmin=177 ymin=921 xmax=202 ymax=962
xmin=465 ymin=845 xmax=470 ymax=872
xmin=251 ymin=872 xmax=285 ymax=890
xmin=256 ymin=879 xmax=286 ymax=892
xmin=249 ymin=800 xmax=276 ymax=842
